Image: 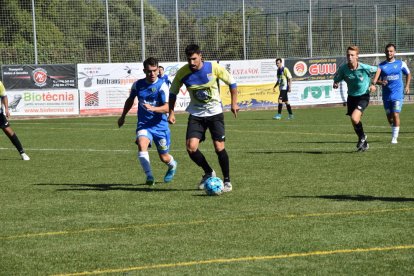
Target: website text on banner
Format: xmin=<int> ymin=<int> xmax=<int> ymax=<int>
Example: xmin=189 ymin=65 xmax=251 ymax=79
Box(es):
xmin=1 ymin=64 xmax=79 ymax=116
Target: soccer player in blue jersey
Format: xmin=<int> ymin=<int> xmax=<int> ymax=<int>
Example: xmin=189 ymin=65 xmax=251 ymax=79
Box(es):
xmin=158 ymin=66 xmax=171 ymax=87
xmin=168 ymin=44 xmax=239 ymax=192
xmin=0 ymin=81 xmax=30 ymax=160
xmin=118 ymin=57 xmax=177 ymax=185
xmin=333 ymin=46 xmax=377 ymax=152
xmin=372 ymin=43 xmax=411 ymax=144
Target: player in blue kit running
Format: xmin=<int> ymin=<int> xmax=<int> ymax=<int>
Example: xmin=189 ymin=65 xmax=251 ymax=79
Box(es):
xmin=168 ymin=44 xmax=239 ymax=192
xmin=158 ymin=66 xmax=171 ymax=87
xmin=372 ymin=43 xmax=411 ymax=144
xmin=333 ymin=45 xmax=377 ymax=152
xmin=118 ymin=57 xmax=177 ymax=185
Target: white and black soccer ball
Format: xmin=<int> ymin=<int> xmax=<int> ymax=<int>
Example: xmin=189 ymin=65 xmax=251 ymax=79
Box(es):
xmin=204 ymin=176 xmax=224 ymax=196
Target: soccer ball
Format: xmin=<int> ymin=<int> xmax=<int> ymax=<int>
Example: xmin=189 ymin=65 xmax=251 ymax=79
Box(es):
xmin=204 ymin=176 xmax=224 ymax=196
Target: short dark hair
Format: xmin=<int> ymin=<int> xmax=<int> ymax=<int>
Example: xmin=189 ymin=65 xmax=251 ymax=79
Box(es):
xmin=158 ymin=66 xmax=164 ymax=70
xmin=275 ymin=58 xmax=282 ymax=63
xmin=143 ymin=57 xmax=158 ymax=68
xmin=385 ymin=43 xmax=396 ymax=50
xmin=185 ymin=44 xmax=202 ymax=57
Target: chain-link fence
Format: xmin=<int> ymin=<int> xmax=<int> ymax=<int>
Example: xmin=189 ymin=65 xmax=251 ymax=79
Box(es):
xmin=1 ymin=0 xmax=414 ymax=64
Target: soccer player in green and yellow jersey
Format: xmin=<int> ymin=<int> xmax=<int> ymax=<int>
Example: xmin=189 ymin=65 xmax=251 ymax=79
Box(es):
xmin=168 ymin=44 xmax=239 ymax=192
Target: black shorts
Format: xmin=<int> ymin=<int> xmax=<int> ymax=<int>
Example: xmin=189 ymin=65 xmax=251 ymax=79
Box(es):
xmin=186 ymin=113 xmax=225 ymax=142
xmin=278 ymin=90 xmax=289 ymax=102
xmin=0 ymin=113 xmax=11 ymax=129
xmin=347 ymin=94 xmax=370 ymax=116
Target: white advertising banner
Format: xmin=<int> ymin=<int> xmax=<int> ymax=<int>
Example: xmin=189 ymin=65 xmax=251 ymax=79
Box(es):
xmin=159 ymin=61 xmax=188 ymax=111
xmin=78 ymin=63 xmax=143 ymax=114
xmin=220 ymin=59 xmax=276 ymax=85
xmin=77 ymin=62 xmax=189 ymax=114
xmin=6 ymin=89 xmax=79 ymax=115
xmin=288 ymin=80 xmax=348 ymax=106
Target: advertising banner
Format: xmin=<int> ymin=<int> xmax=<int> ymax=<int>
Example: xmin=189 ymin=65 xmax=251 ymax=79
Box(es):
xmin=5 ymin=89 xmax=79 ymax=115
xmin=288 ymin=80 xmax=347 ymax=105
xmin=219 ymin=59 xmax=278 ymax=109
xmin=78 ymin=63 xmax=142 ymax=114
xmin=78 ymin=62 xmax=188 ymax=114
xmin=158 ymin=61 xmax=188 ymax=112
xmin=1 ymin=64 xmax=77 ymax=90
xmin=220 ymin=58 xmax=348 ymax=108
xmin=285 ymin=57 xmax=346 ymax=81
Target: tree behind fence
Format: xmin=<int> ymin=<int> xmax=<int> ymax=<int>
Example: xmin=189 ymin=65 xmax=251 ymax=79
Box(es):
xmin=0 ymin=0 xmax=413 ymax=65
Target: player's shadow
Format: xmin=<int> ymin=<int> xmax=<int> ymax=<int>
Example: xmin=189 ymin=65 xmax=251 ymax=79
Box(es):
xmin=35 ymin=183 xmax=191 ymax=192
xmin=287 ymin=194 xmax=414 ymax=202
xmin=247 ymin=149 xmax=354 ymax=155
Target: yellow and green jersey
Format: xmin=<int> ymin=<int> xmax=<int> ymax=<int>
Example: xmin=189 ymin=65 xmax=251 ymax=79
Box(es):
xmin=0 ymin=81 xmax=6 ymax=97
xmin=170 ymin=61 xmax=237 ymax=117
xmin=276 ymin=67 xmax=292 ymax=90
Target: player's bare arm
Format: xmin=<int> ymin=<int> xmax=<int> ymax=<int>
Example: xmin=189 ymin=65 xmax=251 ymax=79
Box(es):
xmin=168 ymin=94 xmax=177 ymax=124
xmin=118 ymin=96 xmax=134 ymax=128
xmin=405 ymin=72 xmax=412 ymax=94
xmin=230 ymin=87 xmax=239 ymax=118
xmin=143 ymin=102 xmax=169 ymax=113
xmin=2 ymin=96 xmax=10 ymax=118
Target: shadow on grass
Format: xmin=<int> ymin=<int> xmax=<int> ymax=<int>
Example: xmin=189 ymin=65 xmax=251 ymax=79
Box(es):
xmin=247 ymin=149 xmax=355 ymax=155
xmin=287 ymin=194 xmax=414 ymax=202
xmin=35 ymin=183 xmax=193 ymax=192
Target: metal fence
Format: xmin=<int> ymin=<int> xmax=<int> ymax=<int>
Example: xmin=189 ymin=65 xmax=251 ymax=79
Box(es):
xmin=1 ymin=0 xmax=414 ymax=65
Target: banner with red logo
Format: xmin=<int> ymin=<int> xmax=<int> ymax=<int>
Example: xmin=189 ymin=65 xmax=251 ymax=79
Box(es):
xmin=219 ymin=58 xmax=347 ymax=107
xmin=285 ymin=57 xmax=346 ymax=81
xmin=1 ymin=64 xmax=77 ymax=90
xmin=5 ymin=89 xmax=79 ymax=115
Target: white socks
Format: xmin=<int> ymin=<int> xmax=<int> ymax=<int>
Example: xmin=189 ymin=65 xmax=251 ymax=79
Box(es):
xmin=392 ymin=126 xmax=400 ymax=139
xmin=138 ymin=151 xmax=152 ymax=177
xmin=167 ymin=155 xmax=176 ymax=169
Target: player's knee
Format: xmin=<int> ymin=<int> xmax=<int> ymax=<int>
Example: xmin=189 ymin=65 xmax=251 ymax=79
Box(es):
xmin=159 ymin=153 xmax=170 ymax=163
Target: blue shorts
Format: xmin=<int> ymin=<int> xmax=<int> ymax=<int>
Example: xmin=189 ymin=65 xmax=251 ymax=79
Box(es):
xmin=383 ymin=99 xmax=403 ymax=114
xmin=136 ymin=128 xmax=171 ymax=154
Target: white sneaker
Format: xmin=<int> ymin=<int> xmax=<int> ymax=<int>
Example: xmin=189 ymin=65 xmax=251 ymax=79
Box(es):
xmin=198 ymin=170 xmax=216 ymax=190
xmin=391 ymin=137 xmax=398 ymax=144
xmin=20 ymin=153 xmax=30 ymax=161
xmin=223 ymin=182 xmax=233 ymax=193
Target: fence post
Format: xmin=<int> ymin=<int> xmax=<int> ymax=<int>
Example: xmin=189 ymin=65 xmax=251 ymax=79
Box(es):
xmin=141 ymin=0 xmax=145 ymax=62
xmin=31 ymin=0 xmax=38 ymax=64
xmin=175 ymin=0 xmax=180 ymax=62
xmin=105 ymin=0 xmax=111 ymax=63
xmin=308 ymin=0 xmax=313 ymax=57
